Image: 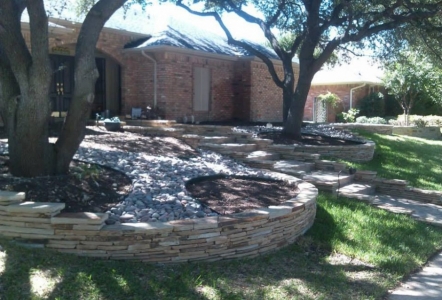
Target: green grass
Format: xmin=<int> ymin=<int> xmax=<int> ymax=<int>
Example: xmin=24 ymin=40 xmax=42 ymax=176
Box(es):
xmin=342 ymin=132 xmax=442 ymax=191
xmin=1 ymin=193 xmax=441 ymax=300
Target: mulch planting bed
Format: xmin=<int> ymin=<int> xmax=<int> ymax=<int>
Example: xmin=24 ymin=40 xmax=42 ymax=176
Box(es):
xmin=186 ymin=176 xmax=299 ymax=215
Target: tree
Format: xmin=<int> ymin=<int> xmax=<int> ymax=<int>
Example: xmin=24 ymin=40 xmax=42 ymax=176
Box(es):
xmin=175 ymin=0 xmax=442 ymax=139
xmin=0 ymin=0 xmax=142 ymax=177
xmin=383 ymin=52 xmax=442 ymax=125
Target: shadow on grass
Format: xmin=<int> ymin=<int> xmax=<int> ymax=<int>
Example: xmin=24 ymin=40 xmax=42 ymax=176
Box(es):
xmin=347 ymin=132 xmax=442 ymax=191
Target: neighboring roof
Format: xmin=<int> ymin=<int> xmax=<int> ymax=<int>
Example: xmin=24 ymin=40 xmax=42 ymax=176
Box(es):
xmin=312 ymin=58 xmax=384 ymax=85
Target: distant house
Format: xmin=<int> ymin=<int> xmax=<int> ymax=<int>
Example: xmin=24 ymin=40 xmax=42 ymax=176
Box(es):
xmin=18 ymin=5 xmax=298 ymax=123
xmin=305 ymin=60 xmax=384 ymax=122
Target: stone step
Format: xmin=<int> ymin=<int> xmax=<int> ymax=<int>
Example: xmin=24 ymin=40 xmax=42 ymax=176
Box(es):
xmin=201 ymin=136 xmax=234 ymax=144
xmin=278 ymin=151 xmax=321 ymax=161
xmin=251 ymin=138 xmax=273 ymax=149
xmin=302 ymin=171 xmax=354 ymax=192
xmin=337 ymin=183 xmax=375 ymax=195
xmin=242 ymin=159 xmax=275 ymax=169
xmin=199 ymin=143 xmax=258 ymax=153
xmin=124 ymin=126 xmax=185 ymax=137
xmin=315 ymin=160 xmax=347 ymax=172
xmin=244 ymin=151 xmax=281 ymax=161
xmin=273 ymin=160 xmax=315 ymax=173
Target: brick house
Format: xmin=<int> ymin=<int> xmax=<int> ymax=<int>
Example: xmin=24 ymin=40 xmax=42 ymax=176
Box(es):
xmin=305 ymin=60 xmax=384 ymax=123
xmin=19 ymin=5 xmax=298 ymax=123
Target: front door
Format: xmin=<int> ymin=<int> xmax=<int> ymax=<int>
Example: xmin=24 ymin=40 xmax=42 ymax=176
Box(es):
xmin=313 ymin=97 xmax=328 ymax=123
xmin=50 ymin=55 xmax=74 ymax=118
xmin=50 ymin=55 xmax=107 ymax=118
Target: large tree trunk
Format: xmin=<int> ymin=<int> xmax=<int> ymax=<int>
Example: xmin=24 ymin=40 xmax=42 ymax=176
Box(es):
xmin=283 ymin=68 xmax=315 ymax=139
xmin=0 ymin=0 xmax=128 ymax=177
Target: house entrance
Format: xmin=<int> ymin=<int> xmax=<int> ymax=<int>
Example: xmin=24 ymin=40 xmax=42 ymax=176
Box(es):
xmin=50 ymin=54 xmax=106 ymax=118
xmin=313 ymin=97 xmax=328 ymax=123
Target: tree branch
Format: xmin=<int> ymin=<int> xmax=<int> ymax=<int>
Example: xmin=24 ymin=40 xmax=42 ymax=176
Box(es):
xmin=176 ymin=1 xmax=285 ymax=88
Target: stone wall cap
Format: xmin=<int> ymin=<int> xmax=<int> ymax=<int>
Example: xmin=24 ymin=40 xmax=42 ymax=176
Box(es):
xmin=51 ymin=212 xmax=109 ymax=225
xmin=7 ymin=202 xmax=65 ymax=214
xmin=0 ymin=191 xmax=26 ymax=203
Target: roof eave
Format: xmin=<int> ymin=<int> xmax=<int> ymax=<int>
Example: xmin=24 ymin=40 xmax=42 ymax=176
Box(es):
xmin=123 ymin=45 xmax=241 ymax=61
xmin=311 ymin=80 xmax=383 ymax=86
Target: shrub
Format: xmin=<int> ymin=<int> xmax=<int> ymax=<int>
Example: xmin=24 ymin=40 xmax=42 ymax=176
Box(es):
xmin=355 ymin=116 xmax=368 ymax=123
xmin=341 ymin=108 xmax=360 ymax=123
xmin=413 ymin=118 xmax=429 ymax=128
xmin=392 ymin=115 xmax=442 ymax=126
xmin=356 ymin=116 xmax=387 ymax=124
xmin=357 ymin=92 xmax=385 ymax=117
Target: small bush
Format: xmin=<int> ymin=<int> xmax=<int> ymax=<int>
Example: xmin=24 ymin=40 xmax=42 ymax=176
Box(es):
xmin=392 ymin=115 xmax=442 ymax=126
xmin=356 ymin=116 xmax=387 ymax=124
xmin=413 ymin=118 xmax=429 ymax=128
xmin=341 ymin=108 xmax=360 ymax=123
xmin=356 ymin=116 xmax=368 ymax=123
xmin=357 ymin=92 xmax=385 ymax=117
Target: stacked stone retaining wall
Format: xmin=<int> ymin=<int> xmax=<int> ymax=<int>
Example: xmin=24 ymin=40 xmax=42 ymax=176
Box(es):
xmin=392 ymin=126 xmax=441 ymax=139
xmin=0 ymin=178 xmax=317 ymax=263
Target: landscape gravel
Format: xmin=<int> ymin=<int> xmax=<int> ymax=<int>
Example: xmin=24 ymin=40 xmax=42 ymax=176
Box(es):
xmin=73 ymin=142 xmax=271 ymax=225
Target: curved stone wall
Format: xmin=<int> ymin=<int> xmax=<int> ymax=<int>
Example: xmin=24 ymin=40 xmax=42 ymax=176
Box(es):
xmin=0 ymin=174 xmax=317 ymax=263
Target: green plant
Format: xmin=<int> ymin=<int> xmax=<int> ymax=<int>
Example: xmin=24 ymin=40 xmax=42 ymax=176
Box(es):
xmin=342 ymin=131 xmax=442 ymax=191
xmin=317 ymin=91 xmax=341 ymax=108
xmin=357 ymin=92 xmax=385 ymax=117
xmin=103 ymin=117 xmax=121 ymax=123
xmin=72 ymin=163 xmax=101 ymax=180
xmin=413 ymin=118 xmax=429 ymax=128
xmin=356 ymin=116 xmax=387 ymax=124
xmin=341 ymin=108 xmax=360 ymax=123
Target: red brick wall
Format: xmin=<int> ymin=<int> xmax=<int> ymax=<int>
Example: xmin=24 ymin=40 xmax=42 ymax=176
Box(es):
xmin=128 ymin=51 xmax=237 ymax=122
xmin=248 ymin=60 xmax=299 ymax=122
xmin=306 ymin=83 xmax=372 ymax=122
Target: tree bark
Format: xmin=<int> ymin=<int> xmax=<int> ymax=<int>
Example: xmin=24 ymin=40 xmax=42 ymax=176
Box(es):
xmin=0 ymin=0 xmax=128 ymax=177
xmin=283 ymin=66 xmax=316 ymax=139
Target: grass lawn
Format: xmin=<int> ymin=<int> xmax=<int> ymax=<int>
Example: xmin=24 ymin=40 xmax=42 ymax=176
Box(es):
xmin=342 ymin=132 xmax=442 ymax=191
xmin=1 ymin=193 xmax=441 ymax=300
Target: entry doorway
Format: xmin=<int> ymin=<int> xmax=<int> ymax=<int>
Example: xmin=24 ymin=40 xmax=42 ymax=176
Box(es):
xmin=49 ymin=54 xmax=107 ymax=118
xmin=313 ymin=97 xmax=328 ymax=123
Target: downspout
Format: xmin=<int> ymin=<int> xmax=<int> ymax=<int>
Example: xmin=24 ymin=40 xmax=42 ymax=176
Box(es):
xmin=141 ymin=50 xmax=157 ymax=108
xmin=349 ymin=83 xmax=366 ymax=109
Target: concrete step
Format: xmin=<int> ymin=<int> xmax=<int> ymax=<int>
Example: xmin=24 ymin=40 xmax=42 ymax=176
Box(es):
xmin=244 ymin=151 xmax=281 ymax=161
xmin=199 ymin=143 xmax=258 ymax=154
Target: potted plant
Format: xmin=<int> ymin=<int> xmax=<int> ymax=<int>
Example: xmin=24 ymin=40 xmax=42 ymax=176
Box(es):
xmin=103 ymin=117 xmax=121 ymax=131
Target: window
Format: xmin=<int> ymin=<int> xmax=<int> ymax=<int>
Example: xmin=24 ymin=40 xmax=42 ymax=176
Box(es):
xmin=193 ymin=67 xmax=211 ymax=111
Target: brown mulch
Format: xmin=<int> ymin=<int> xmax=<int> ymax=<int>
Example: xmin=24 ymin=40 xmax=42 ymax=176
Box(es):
xmin=186 ymin=176 xmax=299 ymax=215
